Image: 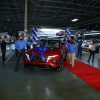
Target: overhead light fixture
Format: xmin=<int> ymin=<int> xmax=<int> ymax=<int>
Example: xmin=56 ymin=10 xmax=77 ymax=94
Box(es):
xmin=40 ymin=28 xmax=63 ymax=33
xmin=71 ymin=18 xmax=79 ymax=22
xmin=90 ymin=30 xmax=99 ymax=32
xmin=7 ymin=18 xmax=10 ymax=22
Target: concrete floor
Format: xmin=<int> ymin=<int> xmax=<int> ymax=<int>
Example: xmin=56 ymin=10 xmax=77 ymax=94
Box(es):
xmin=0 ymin=46 xmax=100 ymax=100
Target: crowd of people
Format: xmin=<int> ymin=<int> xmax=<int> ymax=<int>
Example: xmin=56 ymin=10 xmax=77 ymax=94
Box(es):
xmin=65 ymin=36 xmax=100 ymax=67
xmin=0 ymin=33 xmax=100 ymax=72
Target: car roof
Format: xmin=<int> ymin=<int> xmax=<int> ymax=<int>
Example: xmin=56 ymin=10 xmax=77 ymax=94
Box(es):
xmin=39 ymin=36 xmax=64 ymax=41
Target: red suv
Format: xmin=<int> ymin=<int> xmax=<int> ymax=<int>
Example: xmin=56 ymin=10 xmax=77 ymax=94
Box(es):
xmin=24 ymin=37 xmax=67 ymax=71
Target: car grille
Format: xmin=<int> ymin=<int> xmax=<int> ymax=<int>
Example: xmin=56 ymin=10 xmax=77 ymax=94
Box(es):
xmin=31 ymin=56 xmax=47 ymax=62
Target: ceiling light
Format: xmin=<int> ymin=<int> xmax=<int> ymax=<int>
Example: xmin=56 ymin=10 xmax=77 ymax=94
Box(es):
xmin=71 ymin=18 xmax=79 ymax=22
xmin=7 ymin=18 xmax=10 ymax=22
xmin=40 ymin=28 xmax=62 ymax=33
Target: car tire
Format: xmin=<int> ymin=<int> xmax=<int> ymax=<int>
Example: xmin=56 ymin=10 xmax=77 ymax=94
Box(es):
xmin=59 ymin=58 xmax=64 ymax=71
xmin=54 ymin=58 xmax=64 ymax=72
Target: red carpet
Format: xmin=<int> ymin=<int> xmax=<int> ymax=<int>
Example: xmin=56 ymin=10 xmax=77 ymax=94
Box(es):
xmin=64 ymin=60 xmax=100 ymax=90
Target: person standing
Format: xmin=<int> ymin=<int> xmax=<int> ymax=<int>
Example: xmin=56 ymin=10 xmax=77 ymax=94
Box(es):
xmin=0 ymin=38 xmax=7 ymax=63
xmin=65 ymin=37 xmax=77 ymax=67
xmin=26 ymin=36 xmax=32 ymax=51
xmin=87 ymin=41 xmax=97 ymax=63
xmin=15 ymin=36 xmax=19 ymax=57
xmin=77 ymin=39 xmax=83 ymax=59
xmin=98 ymin=44 xmax=100 ymax=59
xmin=15 ymin=36 xmax=32 ymax=71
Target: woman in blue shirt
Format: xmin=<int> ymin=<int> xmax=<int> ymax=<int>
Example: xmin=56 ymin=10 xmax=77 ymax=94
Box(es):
xmin=65 ymin=37 xmax=77 ymax=67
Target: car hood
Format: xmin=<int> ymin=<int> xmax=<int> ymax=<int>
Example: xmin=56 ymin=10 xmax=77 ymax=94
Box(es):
xmin=44 ymin=49 xmax=60 ymax=56
xmin=28 ymin=48 xmax=60 ymax=56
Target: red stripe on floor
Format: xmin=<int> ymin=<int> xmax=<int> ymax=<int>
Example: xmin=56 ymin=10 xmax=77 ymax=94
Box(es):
xmin=64 ymin=59 xmax=100 ymax=90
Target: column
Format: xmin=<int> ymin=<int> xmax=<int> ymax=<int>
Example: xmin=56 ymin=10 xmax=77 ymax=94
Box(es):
xmin=24 ymin=0 xmax=28 ymax=33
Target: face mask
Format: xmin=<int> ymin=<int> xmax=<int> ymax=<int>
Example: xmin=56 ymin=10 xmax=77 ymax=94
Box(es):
xmin=19 ymin=37 xmax=23 ymax=40
xmin=20 ymin=38 xmax=23 ymax=40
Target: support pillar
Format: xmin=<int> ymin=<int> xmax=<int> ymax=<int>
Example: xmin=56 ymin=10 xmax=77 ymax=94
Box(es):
xmin=24 ymin=0 xmax=28 ymax=34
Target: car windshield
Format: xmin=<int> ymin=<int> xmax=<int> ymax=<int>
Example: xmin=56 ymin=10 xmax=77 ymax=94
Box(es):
xmin=37 ymin=40 xmax=61 ymax=49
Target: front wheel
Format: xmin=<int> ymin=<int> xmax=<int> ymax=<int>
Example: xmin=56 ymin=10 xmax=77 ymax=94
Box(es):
xmin=59 ymin=58 xmax=64 ymax=71
xmin=54 ymin=59 xmax=64 ymax=72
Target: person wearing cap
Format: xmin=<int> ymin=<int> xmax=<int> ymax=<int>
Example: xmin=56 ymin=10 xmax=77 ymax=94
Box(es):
xmin=15 ymin=36 xmax=32 ymax=71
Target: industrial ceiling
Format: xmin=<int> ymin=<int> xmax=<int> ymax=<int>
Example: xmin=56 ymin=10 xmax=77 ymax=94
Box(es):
xmin=0 ymin=0 xmax=100 ymax=32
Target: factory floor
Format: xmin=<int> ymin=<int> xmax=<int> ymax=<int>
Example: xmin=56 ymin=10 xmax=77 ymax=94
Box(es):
xmin=0 ymin=44 xmax=100 ymax=100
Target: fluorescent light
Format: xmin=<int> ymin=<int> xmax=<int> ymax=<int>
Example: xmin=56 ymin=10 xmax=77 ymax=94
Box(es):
xmin=71 ymin=18 xmax=79 ymax=22
xmin=40 ymin=28 xmax=63 ymax=36
xmin=90 ymin=31 xmax=99 ymax=32
xmin=40 ymin=28 xmax=63 ymax=32
xmin=84 ymin=33 xmax=100 ymax=35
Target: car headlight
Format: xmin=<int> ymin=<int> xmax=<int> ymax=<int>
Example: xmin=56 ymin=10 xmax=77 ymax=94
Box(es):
xmin=46 ymin=55 xmax=58 ymax=62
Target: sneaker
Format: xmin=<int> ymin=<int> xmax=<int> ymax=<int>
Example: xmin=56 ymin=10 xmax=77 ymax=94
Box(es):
xmin=4 ymin=61 xmax=7 ymax=64
xmin=2 ymin=61 xmax=6 ymax=64
xmin=26 ymin=54 xmax=30 ymax=61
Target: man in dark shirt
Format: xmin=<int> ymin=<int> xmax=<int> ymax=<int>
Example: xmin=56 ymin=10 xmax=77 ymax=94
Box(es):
xmin=0 ymin=39 xmax=7 ymax=63
xmin=77 ymin=39 xmax=83 ymax=59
